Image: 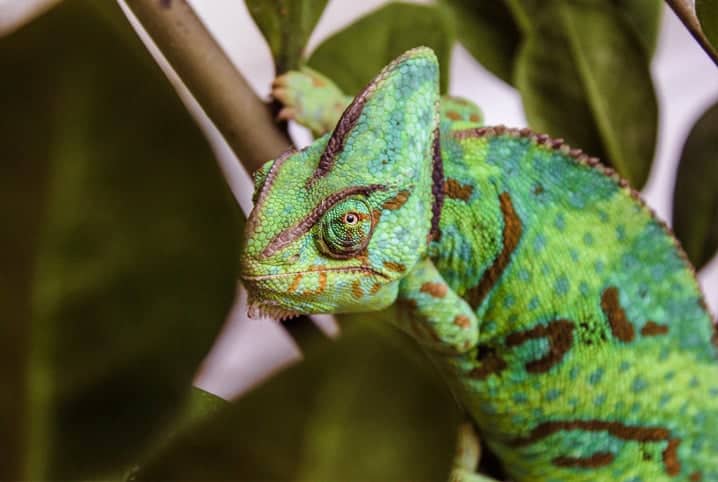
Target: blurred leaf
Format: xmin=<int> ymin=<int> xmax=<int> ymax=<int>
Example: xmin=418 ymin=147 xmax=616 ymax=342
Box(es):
xmin=0 ymin=1 xmax=238 ymax=479
xmin=308 ymin=3 xmax=455 ymax=94
xmin=125 ymin=387 xmax=229 ymax=480
xmin=515 ymin=1 xmax=657 ymax=188
xmin=612 ymin=0 xmax=663 ymax=55
xmin=440 ymin=0 xmax=521 ymax=84
xmin=697 ymin=0 xmax=718 ymax=49
xmin=672 ymin=101 xmax=718 ymax=270
xmin=131 ymin=320 xmax=460 ymax=481
xmin=246 ymin=0 xmax=329 ymax=73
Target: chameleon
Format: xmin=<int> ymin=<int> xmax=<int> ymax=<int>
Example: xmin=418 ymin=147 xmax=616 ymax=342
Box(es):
xmin=239 ymin=47 xmax=718 ymax=481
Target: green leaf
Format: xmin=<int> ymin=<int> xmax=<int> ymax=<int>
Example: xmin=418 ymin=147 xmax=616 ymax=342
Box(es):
xmin=0 ymin=1 xmax=238 ymax=479
xmin=672 ymin=101 xmax=718 ymax=270
xmin=246 ymin=0 xmax=329 ymax=73
xmin=131 ymin=321 xmax=460 ymax=481
xmin=514 ymin=1 xmax=658 ymax=188
xmin=308 ymin=3 xmax=455 ymax=94
xmin=697 ymin=0 xmax=718 ymax=49
xmin=440 ymin=0 xmax=521 ymax=84
xmin=612 ymin=0 xmax=663 ymax=55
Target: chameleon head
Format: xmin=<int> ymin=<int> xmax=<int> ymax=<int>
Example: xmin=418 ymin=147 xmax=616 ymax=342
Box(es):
xmin=239 ymin=47 xmax=442 ymax=319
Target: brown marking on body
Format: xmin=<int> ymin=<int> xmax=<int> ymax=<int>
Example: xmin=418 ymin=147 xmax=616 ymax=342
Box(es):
xmin=641 ymin=321 xmax=669 ymax=337
xmin=382 ymin=190 xmax=411 ymax=210
xmin=600 ymin=287 xmax=636 ymax=342
xmin=351 ymin=279 xmax=363 ymax=299
xmin=454 ymin=314 xmax=471 ymax=328
xmin=690 ymin=471 xmax=703 ymax=481
xmin=446 ymin=111 xmax=462 ymax=121
xmin=311 ymin=76 xmax=326 ymax=87
xmin=443 ymin=178 xmax=473 ymax=201
xmin=383 ymin=261 xmax=406 ymax=273
xmin=420 ymin=282 xmax=447 ymax=298
xmin=469 ymin=113 xmax=481 ymax=122
xmin=470 ymin=345 xmax=507 ymax=380
xmin=511 ymin=420 xmax=682 ymax=476
xmin=505 ymin=319 xmax=574 ymax=373
xmin=663 ymin=439 xmax=681 ymax=476
xmin=466 ymin=192 xmax=523 ymax=310
xmin=533 ymin=183 xmax=545 ymax=195
xmin=451 ymin=123 xmax=717 ymax=339
xmin=552 ymin=452 xmax=614 ymax=469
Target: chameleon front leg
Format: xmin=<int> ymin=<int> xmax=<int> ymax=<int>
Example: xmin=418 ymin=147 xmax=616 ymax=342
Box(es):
xmin=395 ymin=259 xmax=501 ymax=481
xmin=395 ymin=257 xmax=479 ymax=354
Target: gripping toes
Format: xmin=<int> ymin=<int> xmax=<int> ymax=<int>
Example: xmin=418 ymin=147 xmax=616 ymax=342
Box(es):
xmin=397 ymin=258 xmax=479 ymax=354
xmin=271 ymin=67 xmax=351 ymax=136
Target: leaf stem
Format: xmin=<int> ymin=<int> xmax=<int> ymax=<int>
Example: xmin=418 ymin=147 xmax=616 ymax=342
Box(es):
xmin=122 ymin=0 xmax=291 ymax=172
xmin=665 ymin=0 xmax=718 ymax=66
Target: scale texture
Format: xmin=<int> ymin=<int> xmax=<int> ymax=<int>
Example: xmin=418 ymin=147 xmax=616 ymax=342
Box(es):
xmin=240 ymin=47 xmax=718 ymax=481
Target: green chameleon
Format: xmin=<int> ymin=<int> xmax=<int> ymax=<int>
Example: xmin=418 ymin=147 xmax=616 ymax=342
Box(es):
xmin=239 ymin=47 xmax=718 ymax=481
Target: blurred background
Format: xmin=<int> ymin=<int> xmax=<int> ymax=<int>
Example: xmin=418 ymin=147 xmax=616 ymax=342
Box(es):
xmin=3 ymin=0 xmax=716 ymax=401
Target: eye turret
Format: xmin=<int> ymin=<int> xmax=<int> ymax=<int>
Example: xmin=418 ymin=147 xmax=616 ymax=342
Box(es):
xmin=319 ymin=197 xmax=373 ymax=258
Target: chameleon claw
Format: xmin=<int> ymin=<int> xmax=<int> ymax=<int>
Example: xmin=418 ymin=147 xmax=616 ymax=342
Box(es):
xmin=272 ymin=87 xmax=290 ymax=104
xmin=277 ymin=106 xmax=297 ymax=121
xmin=271 ymin=74 xmax=289 ymax=89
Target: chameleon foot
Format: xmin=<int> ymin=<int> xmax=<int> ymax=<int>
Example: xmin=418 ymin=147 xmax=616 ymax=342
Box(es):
xmin=271 ymin=67 xmax=351 ymax=136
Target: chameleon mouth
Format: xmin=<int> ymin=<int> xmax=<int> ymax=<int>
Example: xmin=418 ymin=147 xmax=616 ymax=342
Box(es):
xmin=240 ymin=265 xmax=388 ymax=281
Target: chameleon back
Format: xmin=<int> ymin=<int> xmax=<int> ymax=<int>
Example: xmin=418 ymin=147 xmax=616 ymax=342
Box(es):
xmin=429 ymin=125 xmax=718 ymax=481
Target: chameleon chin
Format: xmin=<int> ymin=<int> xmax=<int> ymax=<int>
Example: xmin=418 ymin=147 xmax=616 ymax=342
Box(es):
xmin=240 ymin=47 xmax=718 ymax=482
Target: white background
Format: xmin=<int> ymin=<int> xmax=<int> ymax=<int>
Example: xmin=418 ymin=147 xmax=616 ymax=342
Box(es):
xmin=3 ymin=0 xmax=717 ymax=400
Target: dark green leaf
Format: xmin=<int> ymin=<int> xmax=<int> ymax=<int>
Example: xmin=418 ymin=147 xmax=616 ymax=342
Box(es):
xmin=0 ymin=1 xmax=238 ymax=479
xmin=308 ymin=3 xmax=455 ymax=94
xmin=515 ymin=1 xmax=658 ymax=188
xmin=246 ymin=0 xmax=329 ymax=73
xmin=672 ymin=101 xmax=718 ymax=269
xmin=697 ymin=0 xmax=718 ymax=49
xmin=440 ymin=0 xmax=521 ymax=84
xmin=612 ymin=0 xmax=663 ymax=55
xmin=132 ymin=321 xmax=460 ymax=481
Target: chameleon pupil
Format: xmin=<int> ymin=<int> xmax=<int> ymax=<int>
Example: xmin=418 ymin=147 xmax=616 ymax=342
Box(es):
xmin=344 ymin=213 xmax=359 ymax=225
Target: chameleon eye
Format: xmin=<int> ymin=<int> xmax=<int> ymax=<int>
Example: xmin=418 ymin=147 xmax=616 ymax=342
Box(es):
xmin=319 ymin=197 xmax=373 ymax=258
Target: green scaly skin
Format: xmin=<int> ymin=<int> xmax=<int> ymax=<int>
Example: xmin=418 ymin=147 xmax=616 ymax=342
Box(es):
xmin=240 ymin=47 xmax=718 ymax=481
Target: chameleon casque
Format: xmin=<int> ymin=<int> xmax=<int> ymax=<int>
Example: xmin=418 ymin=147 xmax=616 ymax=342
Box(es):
xmin=239 ymin=47 xmax=718 ymax=481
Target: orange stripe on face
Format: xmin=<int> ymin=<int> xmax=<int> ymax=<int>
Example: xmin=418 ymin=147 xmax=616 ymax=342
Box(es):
xmin=351 ymin=279 xmax=363 ymax=299
xmin=288 ymin=274 xmax=303 ymax=293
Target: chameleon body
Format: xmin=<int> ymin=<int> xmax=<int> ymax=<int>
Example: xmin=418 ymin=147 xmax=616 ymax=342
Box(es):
xmin=240 ymin=48 xmax=718 ymax=481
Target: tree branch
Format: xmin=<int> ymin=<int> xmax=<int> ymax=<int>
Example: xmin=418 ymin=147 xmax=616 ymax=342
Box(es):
xmin=123 ymin=0 xmax=291 ymax=172
xmin=665 ymin=0 xmax=718 ymax=67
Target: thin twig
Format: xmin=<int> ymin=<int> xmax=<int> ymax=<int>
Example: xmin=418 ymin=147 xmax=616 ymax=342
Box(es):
xmin=123 ymin=0 xmax=291 ymax=172
xmin=665 ymin=0 xmax=718 ymax=66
